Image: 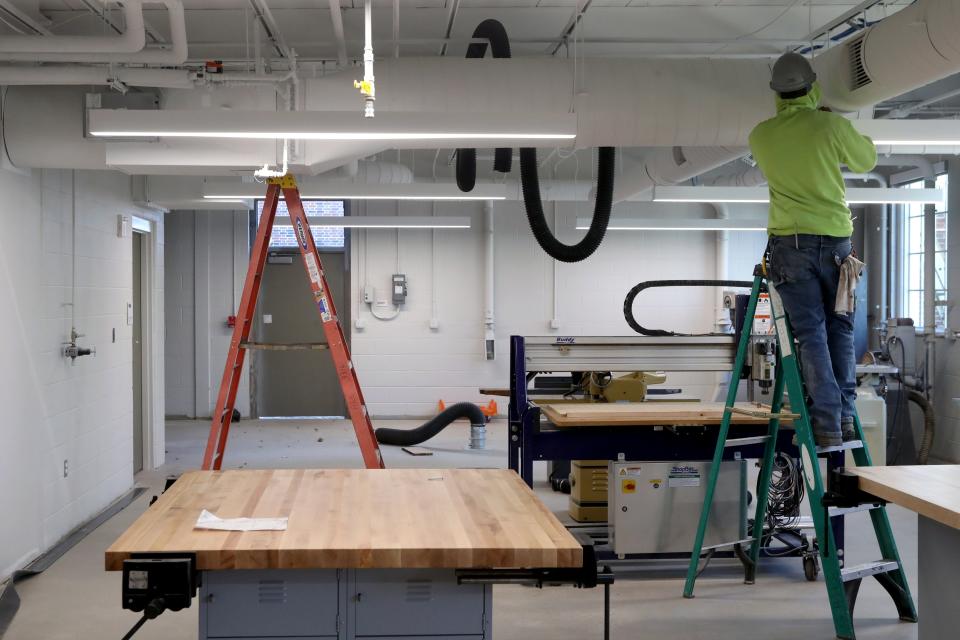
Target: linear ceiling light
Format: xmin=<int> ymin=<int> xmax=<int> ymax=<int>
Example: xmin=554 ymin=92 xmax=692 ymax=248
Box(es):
xmin=87 ymin=110 xmax=577 ymax=142
xmin=856 ymin=119 xmax=960 ymax=147
xmin=653 ymin=186 xmax=943 ymax=204
xmin=576 ymin=218 xmax=766 ymax=232
xmin=304 ymin=216 xmax=470 ymax=229
xmin=202 ymin=181 xmax=507 ymax=201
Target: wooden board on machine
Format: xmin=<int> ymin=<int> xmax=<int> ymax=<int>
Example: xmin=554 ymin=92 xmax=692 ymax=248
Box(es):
xmin=848 ymin=465 xmax=960 ymax=530
xmin=538 ymin=401 xmax=791 ymax=428
xmin=105 ymin=468 xmax=582 ymax=571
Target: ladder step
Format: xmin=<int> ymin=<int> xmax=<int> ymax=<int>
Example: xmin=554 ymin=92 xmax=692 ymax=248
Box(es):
xmin=724 ymin=435 xmax=771 ymax=448
xmin=828 ymin=503 xmax=883 ymax=517
xmin=816 ymin=439 xmax=863 ymax=455
xmin=840 ymin=560 xmax=899 ymax=582
xmin=701 ymin=537 xmax=756 ymax=552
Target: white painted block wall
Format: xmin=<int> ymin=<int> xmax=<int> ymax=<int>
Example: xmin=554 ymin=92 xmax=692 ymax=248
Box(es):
xmin=350 ymin=200 xmax=770 ymax=417
xmin=0 ymin=167 xmax=164 ymax=580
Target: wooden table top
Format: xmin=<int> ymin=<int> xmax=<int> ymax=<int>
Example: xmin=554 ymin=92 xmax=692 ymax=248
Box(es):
xmin=848 ymin=465 xmax=960 ymax=530
xmin=106 ymin=469 xmax=582 ymax=571
xmin=539 ymin=401 xmax=790 ymax=428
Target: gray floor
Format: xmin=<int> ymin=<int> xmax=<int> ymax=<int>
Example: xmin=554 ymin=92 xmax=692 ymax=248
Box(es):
xmin=5 ymin=418 xmax=920 ymax=639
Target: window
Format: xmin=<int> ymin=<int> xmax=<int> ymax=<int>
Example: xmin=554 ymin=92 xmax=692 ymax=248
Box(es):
xmin=256 ymin=199 xmax=346 ymax=250
xmin=900 ymin=175 xmax=948 ymax=332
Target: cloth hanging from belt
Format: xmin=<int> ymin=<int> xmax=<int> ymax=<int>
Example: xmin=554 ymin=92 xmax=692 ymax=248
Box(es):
xmin=835 ymin=254 xmax=865 ymax=314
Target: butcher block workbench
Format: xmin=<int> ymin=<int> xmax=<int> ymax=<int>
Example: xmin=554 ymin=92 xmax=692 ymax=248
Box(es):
xmin=108 ymin=468 xmax=585 ymax=640
xmin=848 ymin=465 xmax=960 ymax=640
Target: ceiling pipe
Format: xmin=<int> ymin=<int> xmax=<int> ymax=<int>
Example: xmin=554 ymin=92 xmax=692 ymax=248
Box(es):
xmin=249 ymin=0 xmax=291 ymax=59
xmin=0 ymin=0 xmax=144 ymax=54
xmin=874 ymin=154 xmax=935 ymax=180
xmin=0 ymin=65 xmax=193 ymax=88
xmin=0 ymin=0 xmax=53 ymax=36
xmin=0 ymin=0 xmax=187 ymax=65
xmin=438 ymin=0 xmax=460 ymax=56
xmin=704 ymin=164 xmax=767 ymax=188
xmin=392 ymin=0 xmax=400 ymax=59
xmin=612 ymin=146 xmax=747 ymax=203
xmin=326 ymin=0 xmax=348 ymax=67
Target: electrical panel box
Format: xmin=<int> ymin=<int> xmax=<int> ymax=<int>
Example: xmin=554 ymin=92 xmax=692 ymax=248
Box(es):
xmin=392 ymin=274 xmax=407 ymax=306
xmin=609 ymin=460 xmax=746 ymax=556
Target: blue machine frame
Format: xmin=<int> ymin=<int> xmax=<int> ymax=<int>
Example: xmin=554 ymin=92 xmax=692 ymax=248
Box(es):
xmin=506 ymin=334 xmax=845 ymax=554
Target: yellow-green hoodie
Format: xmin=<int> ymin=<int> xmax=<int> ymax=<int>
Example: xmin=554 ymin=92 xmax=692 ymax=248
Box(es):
xmin=749 ymin=82 xmax=877 ymax=238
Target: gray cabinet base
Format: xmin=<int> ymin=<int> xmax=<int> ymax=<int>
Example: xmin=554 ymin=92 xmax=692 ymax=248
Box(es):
xmin=919 ymin=516 xmax=959 ymax=640
xmin=200 ymin=569 xmax=491 ymax=640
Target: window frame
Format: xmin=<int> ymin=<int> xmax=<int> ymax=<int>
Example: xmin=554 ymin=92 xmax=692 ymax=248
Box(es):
xmin=898 ymin=175 xmax=948 ymax=335
xmin=253 ymin=198 xmax=350 ymax=254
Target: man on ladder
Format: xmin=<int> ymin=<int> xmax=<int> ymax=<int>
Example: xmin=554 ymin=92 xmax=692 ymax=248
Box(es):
xmin=683 ymin=53 xmax=917 ymax=640
xmin=749 ymin=52 xmax=876 ymax=448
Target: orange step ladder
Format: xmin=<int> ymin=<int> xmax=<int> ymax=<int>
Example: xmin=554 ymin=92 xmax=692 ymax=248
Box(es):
xmin=201 ymin=174 xmax=385 ymax=471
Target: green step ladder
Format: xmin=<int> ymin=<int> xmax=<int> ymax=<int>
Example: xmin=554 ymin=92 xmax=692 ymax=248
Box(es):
xmin=682 ymin=264 xmax=917 ymax=640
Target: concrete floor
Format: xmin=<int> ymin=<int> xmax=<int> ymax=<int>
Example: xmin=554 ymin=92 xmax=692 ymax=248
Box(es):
xmin=5 ymin=418 xmax=920 ymax=639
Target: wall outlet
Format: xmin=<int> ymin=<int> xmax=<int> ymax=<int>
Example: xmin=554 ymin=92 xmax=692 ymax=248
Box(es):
xmin=429 ymin=318 xmax=440 ymax=331
xmin=549 ymin=318 xmax=561 ymax=330
xmin=363 ymin=285 xmax=374 ymax=304
xmin=63 ymin=459 xmax=69 ymax=478
xmin=355 ymin=317 xmax=367 ymax=330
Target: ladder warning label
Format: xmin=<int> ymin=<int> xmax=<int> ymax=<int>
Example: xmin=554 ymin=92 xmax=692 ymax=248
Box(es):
xmin=304 ymin=254 xmax=322 ymax=285
xmin=317 ymin=297 xmax=332 ymax=322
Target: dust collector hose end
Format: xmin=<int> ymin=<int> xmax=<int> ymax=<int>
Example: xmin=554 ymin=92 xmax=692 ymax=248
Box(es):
xmin=375 ymin=402 xmax=487 ymax=449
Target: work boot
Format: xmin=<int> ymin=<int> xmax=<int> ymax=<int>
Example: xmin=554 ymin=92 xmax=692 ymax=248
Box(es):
xmin=841 ymin=419 xmax=857 ymax=442
xmin=813 ymin=429 xmax=843 ymax=449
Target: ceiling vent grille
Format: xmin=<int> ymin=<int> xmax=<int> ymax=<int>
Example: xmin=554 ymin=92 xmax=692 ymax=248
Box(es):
xmin=848 ymin=35 xmax=872 ymax=90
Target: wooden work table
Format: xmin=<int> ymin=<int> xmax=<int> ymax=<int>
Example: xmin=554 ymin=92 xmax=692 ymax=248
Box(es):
xmin=849 ymin=465 xmax=960 ymax=530
xmin=106 ymin=468 xmax=581 ymax=571
xmin=848 ymin=465 xmax=960 ymax=640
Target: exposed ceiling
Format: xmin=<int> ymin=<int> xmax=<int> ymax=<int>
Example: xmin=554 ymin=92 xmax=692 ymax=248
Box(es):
xmin=22 ymin=1 xmax=915 ymax=62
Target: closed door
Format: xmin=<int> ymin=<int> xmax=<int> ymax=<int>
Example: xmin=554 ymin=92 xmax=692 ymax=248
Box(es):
xmin=132 ymin=232 xmax=144 ymax=473
xmin=254 ymin=251 xmax=349 ymax=417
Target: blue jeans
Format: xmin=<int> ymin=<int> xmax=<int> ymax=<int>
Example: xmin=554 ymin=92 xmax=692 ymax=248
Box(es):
xmin=768 ymin=234 xmax=856 ymax=438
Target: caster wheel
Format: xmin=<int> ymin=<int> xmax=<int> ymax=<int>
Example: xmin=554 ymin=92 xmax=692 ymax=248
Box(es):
xmin=803 ymin=555 xmax=820 ymax=582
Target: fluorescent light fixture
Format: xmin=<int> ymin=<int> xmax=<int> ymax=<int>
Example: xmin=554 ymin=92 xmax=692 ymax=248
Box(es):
xmin=88 ymin=110 xmax=576 ymax=142
xmin=304 ymin=216 xmax=470 ymax=229
xmin=203 ymin=180 xmax=507 ymax=201
xmin=576 ymin=218 xmax=766 ymax=232
xmin=855 ymin=119 xmax=960 ymax=147
xmin=653 ymin=186 xmax=943 ymax=205
xmin=873 ymin=140 xmax=960 ymax=146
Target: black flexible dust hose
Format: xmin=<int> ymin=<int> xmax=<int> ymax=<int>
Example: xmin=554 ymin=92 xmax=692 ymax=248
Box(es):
xmin=623 ymin=279 xmax=753 ymax=336
xmin=375 ymin=402 xmax=486 ymax=447
xmin=455 ymin=19 xmax=512 ymax=192
xmin=907 ymin=390 xmax=936 ymax=464
xmin=522 ymin=146 xmax=616 ymax=263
